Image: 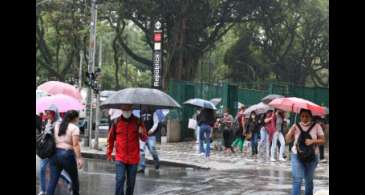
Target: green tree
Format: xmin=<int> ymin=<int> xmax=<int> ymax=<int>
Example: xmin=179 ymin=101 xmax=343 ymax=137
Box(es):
xmin=224 ymin=0 xmax=329 ymax=87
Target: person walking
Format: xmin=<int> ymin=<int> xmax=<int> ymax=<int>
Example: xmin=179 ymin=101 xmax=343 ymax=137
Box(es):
xmin=270 ymin=109 xmax=287 ymax=162
xmin=219 ymin=109 xmax=235 ymax=153
xmin=138 ymin=107 xmax=161 ymax=173
xmin=232 ymin=106 xmax=246 ymax=153
xmin=197 ymin=108 xmax=215 ymax=158
xmin=258 ymin=111 xmax=271 ymax=159
xmin=286 ymin=109 xmax=325 ymax=195
xmin=107 ymin=104 xmax=148 ymax=195
xmin=245 ymin=111 xmax=260 ymax=159
xmin=191 ymin=109 xmax=201 ymax=145
xmin=46 ymin=110 xmax=84 ymax=195
xmin=38 ymin=105 xmax=72 ymax=195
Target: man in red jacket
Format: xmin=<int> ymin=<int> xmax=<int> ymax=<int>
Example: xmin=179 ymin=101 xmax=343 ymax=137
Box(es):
xmin=107 ymin=104 xmax=148 ymax=195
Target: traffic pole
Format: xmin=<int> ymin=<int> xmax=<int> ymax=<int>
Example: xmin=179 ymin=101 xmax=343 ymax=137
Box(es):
xmin=85 ymin=0 xmax=97 ymax=148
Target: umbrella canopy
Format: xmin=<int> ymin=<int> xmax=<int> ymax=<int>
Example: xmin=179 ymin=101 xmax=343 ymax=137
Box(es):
xmin=100 ymin=88 xmax=181 ymax=110
xmin=210 ymin=98 xmax=222 ymax=106
xmin=184 ymin=98 xmax=217 ymax=110
xmin=268 ymin=97 xmax=326 ymax=116
xmin=261 ymin=94 xmax=284 ymax=104
xmin=36 ymin=90 xmax=49 ymax=100
xmin=36 ymin=94 xmax=84 ymax=113
xmin=324 ymin=106 xmax=329 ymax=115
xmin=37 ymin=81 xmax=82 ymax=101
xmin=244 ymin=102 xmax=273 ymax=116
xmin=100 ymin=90 xmax=117 ymax=97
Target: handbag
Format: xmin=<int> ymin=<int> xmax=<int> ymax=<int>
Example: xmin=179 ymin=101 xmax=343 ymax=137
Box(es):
xmin=36 ymin=128 xmax=56 ymax=159
xmin=245 ymin=131 xmax=252 ymax=140
xmin=188 ymin=118 xmax=197 ymax=129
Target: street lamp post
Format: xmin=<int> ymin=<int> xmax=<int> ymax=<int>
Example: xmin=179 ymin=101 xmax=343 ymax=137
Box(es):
xmin=84 ymin=0 xmax=97 ymax=148
xmin=93 ymin=38 xmax=102 ymax=150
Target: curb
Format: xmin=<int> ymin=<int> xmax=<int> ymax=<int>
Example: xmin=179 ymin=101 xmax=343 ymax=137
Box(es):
xmin=81 ymin=151 xmax=210 ymax=170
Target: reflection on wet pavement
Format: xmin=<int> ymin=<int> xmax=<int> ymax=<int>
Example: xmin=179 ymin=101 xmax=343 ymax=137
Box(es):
xmin=36 ymin=157 xmax=328 ymax=195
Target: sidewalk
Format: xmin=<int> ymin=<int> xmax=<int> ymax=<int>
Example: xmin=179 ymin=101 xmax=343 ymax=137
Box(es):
xmin=81 ymin=139 xmax=329 ymax=175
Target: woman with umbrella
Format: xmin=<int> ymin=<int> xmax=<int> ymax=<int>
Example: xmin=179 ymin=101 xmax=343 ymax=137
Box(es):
xmin=197 ymin=108 xmax=216 ymax=158
xmin=38 ymin=105 xmax=73 ymax=195
xmin=270 ymin=109 xmax=287 ymax=162
xmin=245 ymin=111 xmax=261 ymax=159
xmin=285 ymin=109 xmax=325 ymax=195
xmin=258 ymin=110 xmax=274 ymax=160
xmin=232 ymin=105 xmax=246 ymax=153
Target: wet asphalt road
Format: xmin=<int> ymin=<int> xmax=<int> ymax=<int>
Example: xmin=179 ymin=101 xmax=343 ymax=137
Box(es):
xmin=36 ymin=156 xmax=328 ymax=195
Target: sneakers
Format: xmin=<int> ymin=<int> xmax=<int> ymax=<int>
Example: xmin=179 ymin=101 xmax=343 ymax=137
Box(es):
xmin=279 ymin=157 xmax=287 ymax=162
xmin=270 ymin=158 xmax=276 ymax=162
xmin=38 ymin=192 xmax=46 ymax=195
xmin=320 ymin=159 xmax=327 ymax=163
xmin=67 ymin=183 xmax=72 ymax=192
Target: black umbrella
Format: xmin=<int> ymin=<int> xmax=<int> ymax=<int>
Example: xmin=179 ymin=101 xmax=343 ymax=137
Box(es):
xmin=100 ymin=88 xmax=181 ymax=110
xmin=261 ymin=94 xmax=284 ymax=104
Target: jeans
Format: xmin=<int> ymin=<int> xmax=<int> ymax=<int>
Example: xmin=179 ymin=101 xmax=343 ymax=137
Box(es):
xmin=39 ymin=159 xmax=72 ymax=192
xmin=47 ymin=149 xmax=79 ymax=195
xmin=199 ymin=124 xmax=211 ymax=157
xmin=291 ymin=153 xmax=319 ymax=195
xmin=258 ymin=127 xmax=270 ymax=158
xmin=116 ymin=161 xmax=138 ymax=195
xmin=139 ymin=136 xmax=160 ymax=170
xmin=271 ymin=131 xmax=285 ymax=159
xmin=251 ymin=131 xmax=259 ymax=155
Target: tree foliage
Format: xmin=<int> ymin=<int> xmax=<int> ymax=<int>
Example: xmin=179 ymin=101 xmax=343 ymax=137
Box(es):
xmin=224 ymin=0 xmax=329 ymax=87
xmin=36 ymin=0 xmax=329 ymax=89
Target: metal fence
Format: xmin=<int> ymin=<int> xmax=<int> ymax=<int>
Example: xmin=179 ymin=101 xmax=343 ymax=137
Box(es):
xmin=167 ymin=79 xmax=329 ymax=140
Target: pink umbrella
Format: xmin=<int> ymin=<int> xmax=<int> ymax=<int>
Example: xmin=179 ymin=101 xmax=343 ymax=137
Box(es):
xmin=37 ymin=81 xmax=82 ymax=101
xmin=268 ymin=97 xmax=326 ymax=116
xmin=36 ymin=94 xmax=85 ymax=113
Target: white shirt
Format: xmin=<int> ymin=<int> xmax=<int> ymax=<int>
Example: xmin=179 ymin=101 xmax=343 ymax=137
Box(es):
xmin=149 ymin=112 xmax=159 ymax=133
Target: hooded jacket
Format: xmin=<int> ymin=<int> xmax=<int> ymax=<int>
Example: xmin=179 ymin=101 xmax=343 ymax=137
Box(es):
xmin=44 ymin=104 xmax=62 ymax=133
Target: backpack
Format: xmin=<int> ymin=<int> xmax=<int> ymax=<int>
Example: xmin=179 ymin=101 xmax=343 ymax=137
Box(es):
xmin=295 ymin=122 xmax=317 ymax=163
xmin=36 ymin=127 xmax=56 ymax=159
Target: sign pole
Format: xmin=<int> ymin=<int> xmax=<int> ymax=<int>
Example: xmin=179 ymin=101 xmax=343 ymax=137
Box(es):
xmin=152 ymin=21 xmax=163 ymax=90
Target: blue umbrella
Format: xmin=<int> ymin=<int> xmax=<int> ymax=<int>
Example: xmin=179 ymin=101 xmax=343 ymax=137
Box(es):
xmin=184 ymin=98 xmax=217 ymax=110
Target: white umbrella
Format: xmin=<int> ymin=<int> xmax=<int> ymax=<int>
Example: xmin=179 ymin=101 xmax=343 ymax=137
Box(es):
xmin=244 ymin=102 xmax=273 ymax=116
xmin=184 ymin=98 xmax=217 ymax=110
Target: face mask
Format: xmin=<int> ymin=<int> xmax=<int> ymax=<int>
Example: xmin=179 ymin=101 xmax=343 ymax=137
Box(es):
xmin=122 ymin=110 xmax=132 ymax=118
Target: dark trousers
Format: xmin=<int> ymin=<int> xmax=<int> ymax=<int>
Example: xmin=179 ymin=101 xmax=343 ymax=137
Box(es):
xmin=115 ymin=161 xmax=138 ymax=195
xmin=47 ymin=148 xmax=79 ymax=195
xmin=251 ymin=132 xmax=259 ymax=155
xmin=319 ymin=145 xmax=325 ymax=160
